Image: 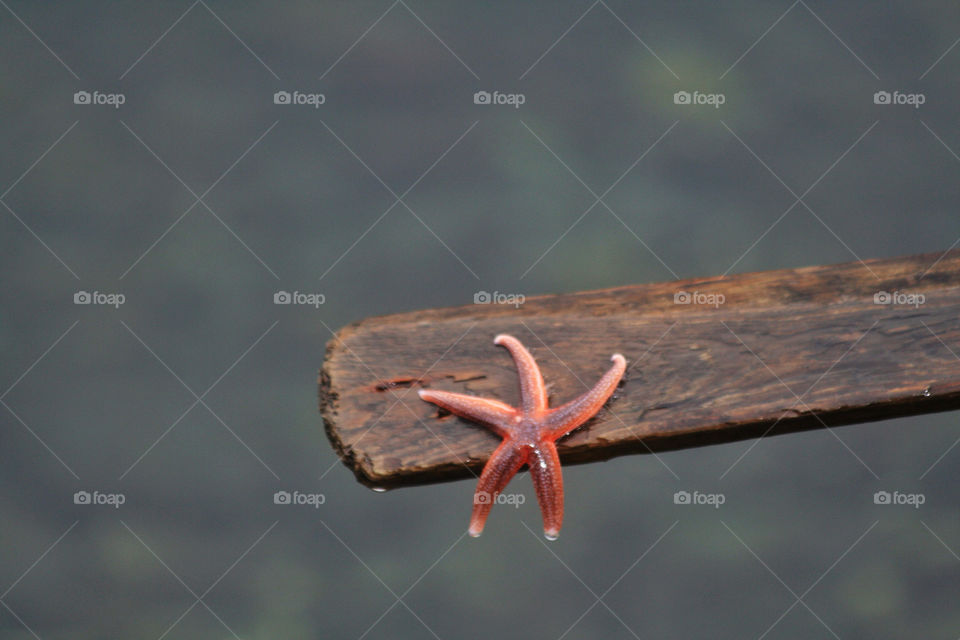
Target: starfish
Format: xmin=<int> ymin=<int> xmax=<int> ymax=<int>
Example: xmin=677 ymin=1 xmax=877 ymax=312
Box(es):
xmin=418 ymin=334 xmax=626 ymax=540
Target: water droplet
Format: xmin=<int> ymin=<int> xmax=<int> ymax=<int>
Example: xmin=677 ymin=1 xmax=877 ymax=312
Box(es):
xmin=544 ymin=531 xmax=559 ymax=541
xmin=371 ymin=486 xmax=387 ymax=493
xmin=922 ymin=386 xmax=932 ymax=397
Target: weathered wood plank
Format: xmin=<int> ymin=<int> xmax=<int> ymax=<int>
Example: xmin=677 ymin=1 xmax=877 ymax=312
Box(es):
xmin=320 ymin=250 xmax=960 ymax=489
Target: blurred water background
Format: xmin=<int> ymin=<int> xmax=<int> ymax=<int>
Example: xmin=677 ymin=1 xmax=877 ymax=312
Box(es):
xmin=2 ymin=2 xmax=960 ymax=638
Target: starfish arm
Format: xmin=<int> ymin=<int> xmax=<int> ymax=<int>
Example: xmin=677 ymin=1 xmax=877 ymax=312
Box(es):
xmin=469 ymin=440 xmax=529 ymax=537
xmin=543 ymin=353 xmax=626 ymax=439
xmin=418 ymin=389 xmax=517 ymax=436
xmin=494 ymin=334 xmax=548 ymax=414
xmin=529 ymin=442 xmax=564 ymax=540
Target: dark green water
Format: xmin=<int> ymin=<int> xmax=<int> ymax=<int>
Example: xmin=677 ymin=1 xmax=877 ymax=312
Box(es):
xmin=2 ymin=2 xmax=959 ymax=638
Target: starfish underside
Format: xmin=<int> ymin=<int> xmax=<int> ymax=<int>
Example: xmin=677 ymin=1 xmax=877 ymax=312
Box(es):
xmin=419 ymin=334 xmax=626 ymax=540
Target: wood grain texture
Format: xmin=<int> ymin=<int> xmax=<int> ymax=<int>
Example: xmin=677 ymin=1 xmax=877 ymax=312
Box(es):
xmin=320 ymin=250 xmax=960 ymax=489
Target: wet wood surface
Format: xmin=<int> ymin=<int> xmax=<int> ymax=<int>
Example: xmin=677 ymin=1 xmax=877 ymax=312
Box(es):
xmin=320 ymin=250 xmax=960 ymax=489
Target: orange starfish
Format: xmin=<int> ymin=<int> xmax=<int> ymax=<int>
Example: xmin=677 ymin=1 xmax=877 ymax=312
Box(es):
xmin=419 ymin=334 xmax=626 ymax=540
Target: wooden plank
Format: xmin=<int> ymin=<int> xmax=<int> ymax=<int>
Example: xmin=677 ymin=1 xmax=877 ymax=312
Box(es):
xmin=319 ymin=250 xmax=960 ymax=489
